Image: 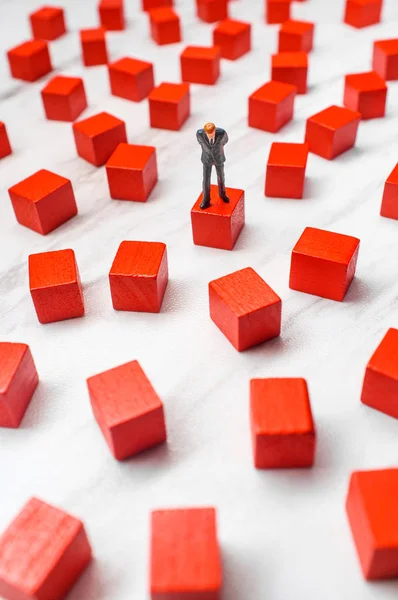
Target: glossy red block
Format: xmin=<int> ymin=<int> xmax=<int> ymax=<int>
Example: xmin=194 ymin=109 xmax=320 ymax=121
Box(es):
xmin=150 ymin=508 xmax=222 ymax=600
xmin=30 ymin=6 xmax=66 ymax=40
xmin=305 ymin=105 xmax=361 ymax=160
xmin=346 ymin=469 xmax=398 ymax=579
xmin=181 ymin=46 xmax=221 ymax=85
xmin=29 ymin=249 xmax=84 ymax=324
xmin=344 ymin=0 xmax=382 ymax=28
xmin=109 ymin=57 xmax=154 ymax=101
xmin=344 ymin=71 xmax=387 ymax=119
xmin=266 ymin=142 xmax=308 ymax=198
xmin=106 ymin=143 xmax=158 ymax=201
xmin=0 ymin=343 xmax=38 ymax=428
xmin=41 ymin=75 xmax=87 ymax=122
xmin=0 ymin=497 xmax=92 ymax=600
xmin=7 ymin=40 xmax=52 ymax=82
xmin=249 ymin=81 xmax=296 ymax=133
xmin=0 ymin=123 xmax=12 ymax=159
xmin=87 ymin=360 xmax=167 ymax=460
xmin=250 ymin=378 xmax=315 ymax=469
xmin=373 ymin=39 xmax=398 ymax=80
xmin=8 ymin=169 xmax=77 ymax=235
xmin=271 ymin=51 xmax=308 ymax=94
xmin=99 ymin=0 xmax=125 ymax=30
xmin=149 ymin=7 xmax=181 ymax=45
xmin=278 ymin=20 xmax=314 ymax=52
xmin=381 ymin=163 xmax=398 ymax=220
xmin=289 ymin=226 xmax=360 ymax=301
xmin=73 ymin=111 xmax=127 ymax=166
xmin=209 ymin=267 xmax=281 ymax=351
xmin=266 ymin=0 xmax=291 ymax=24
xmin=109 ymin=241 xmax=168 ymax=312
xmin=196 ymin=0 xmax=228 ymax=23
xmin=143 ymin=0 xmax=173 ymax=10
xmin=148 ymin=82 xmax=190 ymax=130
xmin=80 ymin=28 xmax=108 ymax=66
xmin=191 ymin=186 xmax=245 ymax=250
xmin=213 ymin=19 xmax=251 ymax=60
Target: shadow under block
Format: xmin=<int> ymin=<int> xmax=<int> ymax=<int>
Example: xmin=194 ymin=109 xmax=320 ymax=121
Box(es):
xmin=361 ymin=328 xmax=398 ymax=419
xmin=344 ymin=71 xmax=387 ymax=119
xmin=108 ymin=57 xmax=154 ymax=101
xmin=289 ymin=226 xmax=360 ymax=301
xmin=180 ymin=46 xmax=221 ymax=85
xmin=73 ymin=111 xmax=127 ymax=166
xmin=7 ymin=39 xmax=52 ymax=82
xmin=265 ymin=142 xmax=308 ymax=198
xmin=278 ymin=20 xmax=314 ymax=52
xmin=191 ymin=186 xmax=244 ymax=250
xmin=381 ymin=163 xmax=398 ymax=219
xmin=249 ymin=80 xmax=297 ymax=133
xmin=149 ymin=7 xmax=181 ymax=45
xmin=150 ymin=507 xmax=222 ymax=600
xmin=346 ymin=469 xmax=398 ymax=580
xmin=30 ymin=6 xmax=66 ymax=40
xmin=373 ymin=39 xmax=398 ymax=80
xmin=344 ymin=0 xmax=382 ymax=28
xmin=305 ymin=105 xmax=361 ymax=159
xmin=196 ymin=0 xmax=228 ymax=24
xmin=8 ymin=169 xmax=78 ymax=234
xmin=29 ymin=249 xmax=85 ymax=324
xmin=250 ymin=378 xmax=315 ymax=469
xmin=213 ymin=19 xmax=251 ymax=60
xmin=98 ymin=0 xmax=125 ymax=30
xmin=0 ymin=343 xmax=38 ymax=428
xmin=109 ymin=240 xmax=168 ymax=312
xmin=106 ymin=143 xmax=158 ymax=201
xmin=148 ymin=82 xmax=190 ymax=130
xmin=0 ymin=123 xmax=12 ymax=159
xmin=143 ymin=0 xmax=173 ymax=10
xmin=41 ymin=75 xmax=87 ymax=122
xmin=209 ymin=267 xmax=281 ymax=351
xmin=0 ymin=497 xmax=92 ymax=600
xmin=87 ymin=359 xmax=167 ymax=460
xmin=80 ymin=28 xmax=108 ymax=66
xmin=271 ymin=51 xmax=308 ymax=94
xmin=266 ymin=0 xmax=291 ymax=24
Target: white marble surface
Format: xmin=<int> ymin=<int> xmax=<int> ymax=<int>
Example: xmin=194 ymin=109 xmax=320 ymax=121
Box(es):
xmin=1 ymin=0 xmax=398 ymax=598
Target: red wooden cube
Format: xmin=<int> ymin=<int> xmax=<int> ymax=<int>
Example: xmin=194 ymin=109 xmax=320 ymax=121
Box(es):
xmin=196 ymin=0 xmax=228 ymax=23
xmin=106 ymin=143 xmax=158 ymax=202
xmin=213 ymin=19 xmax=251 ymax=60
xmin=249 ymin=80 xmax=296 ymax=133
xmin=143 ymin=0 xmax=173 ymax=9
xmin=148 ymin=82 xmax=190 ymax=130
xmin=149 ymin=7 xmax=181 ymax=45
xmin=344 ymin=71 xmax=388 ymax=119
xmin=0 ymin=123 xmax=12 ymax=159
xmin=87 ymin=359 xmax=167 ymax=460
xmin=271 ymin=51 xmax=308 ymax=93
xmin=29 ymin=6 xmax=66 ymax=40
xmin=29 ymin=249 xmax=84 ymax=324
xmin=344 ymin=0 xmax=382 ymax=28
xmin=346 ymin=469 xmax=398 ymax=579
xmin=0 ymin=342 xmax=38 ymax=428
xmin=181 ymin=46 xmax=221 ymax=85
xmin=381 ymin=163 xmax=398 ymax=220
xmin=108 ymin=57 xmax=154 ymax=101
xmin=250 ymin=378 xmax=315 ymax=469
xmin=150 ymin=508 xmax=222 ymax=600
xmin=109 ymin=241 xmax=168 ymax=312
xmin=305 ymin=105 xmax=361 ymax=160
xmin=8 ymin=169 xmax=77 ymax=235
xmin=278 ymin=20 xmax=314 ymax=52
xmin=0 ymin=497 xmax=92 ymax=600
xmin=209 ymin=267 xmax=281 ymax=352
xmin=373 ymin=39 xmax=398 ymax=81
xmin=266 ymin=0 xmax=291 ymax=24
xmin=191 ymin=185 xmax=245 ymax=250
xmin=361 ymin=328 xmax=398 ymax=419
xmin=7 ymin=40 xmax=52 ymax=82
xmin=41 ymin=75 xmax=87 ymax=122
xmin=98 ymin=0 xmax=125 ymax=30
xmin=289 ymin=226 xmax=360 ymax=301
xmin=73 ymin=112 xmax=127 ymax=167
xmin=265 ymin=142 xmax=308 ymax=199
xmin=80 ymin=28 xmax=108 ymax=66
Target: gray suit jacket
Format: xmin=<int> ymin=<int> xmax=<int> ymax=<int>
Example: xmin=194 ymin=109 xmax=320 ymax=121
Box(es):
xmin=196 ymin=128 xmax=228 ymax=166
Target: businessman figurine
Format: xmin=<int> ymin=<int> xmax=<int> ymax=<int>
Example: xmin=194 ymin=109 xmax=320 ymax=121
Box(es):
xmin=196 ymin=122 xmax=229 ymax=209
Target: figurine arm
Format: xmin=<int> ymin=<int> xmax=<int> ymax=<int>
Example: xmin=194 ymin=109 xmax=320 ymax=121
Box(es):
xmin=223 ymin=131 xmax=229 ymax=145
xmin=196 ymin=130 xmax=204 ymax=146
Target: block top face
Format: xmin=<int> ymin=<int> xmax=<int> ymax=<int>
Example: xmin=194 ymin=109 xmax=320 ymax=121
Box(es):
xmin=149 ymin=82 xmax=189 ymax=103
xmin=280 ymin=20 xmax=314 ymax=34
xmin=107 ymin=143 xmax=155 ymax=170
xmin=0 ymin=343 xmax=29 ymax=395
xmin=31 ymin=6 xmax=63 ymax=19
xmin=308 ymin=105 xmax=361 ymax=130
xmin=345 ymin=71 xmax=387 ymax=92
xmin=272 ymin=51 xmax=308 ymax=68
xmin=268 ymin=142 xmax=309 ymax=168
xmin=8 ymin=39 xmax=47 ymax=57
xmin=87 ymin=360 xmax=162 ymax=427
xmin=210 ymin=267 xmax=281 ymax=317
xmin=80 ymin=27 xmax=105 ymax=42
xmin=110 ymin=56 xmax=152 ymax=75
xmin=374 ymin=38 xmax=398 ymax=55
xmin=29 ymin=249 xmax=78 ymax=289
xmin=181 ymin=46 xmax=221 ymax=60
xmin=191 ymin=186 xmax=243 ymax=216
xmin=100 ymin=0 xmax=123 ymax=6
xmin=250 ymin=80 xmax=297 ymax=103
xmin=350 ymin=0 xmax=381 ymax=4
xmin=9 ymin=169 xmax=69 ymax=203
xmin=386 ymin=163 xmax=398 ymax=185
xmin=215 ymin=18 xmax=250 ymax=36
xmin=293 ymin=227 xmax=360 ymax=265
xmin=250 ymin=378 xmax=314 ymax=435
xmin=42 ymin=75 xmax=82 ymax=96
xmin=149 ymin=6 xmax=178 ymax=21
xmin=73 ymin=112 xmax=124 ymax=138
xmin=367 ymin=328 xmax=398 ymax=380
xmin=110 ymin=241 xmax=166 ymax=277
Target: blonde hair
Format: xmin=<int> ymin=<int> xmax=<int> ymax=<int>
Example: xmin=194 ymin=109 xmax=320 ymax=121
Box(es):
xmin=204 ymin=122 xmax=216 ymax=134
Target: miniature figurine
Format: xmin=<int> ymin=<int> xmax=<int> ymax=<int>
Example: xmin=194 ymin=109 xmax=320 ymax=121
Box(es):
xmin=196 ymin=122 xmax=229 ymax=209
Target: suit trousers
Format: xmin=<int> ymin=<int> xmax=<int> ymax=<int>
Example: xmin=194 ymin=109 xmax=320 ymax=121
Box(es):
xmin=202 ymin=163 xmax=226 ymax=201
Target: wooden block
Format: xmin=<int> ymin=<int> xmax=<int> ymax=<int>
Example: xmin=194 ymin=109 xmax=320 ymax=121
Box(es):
xmin=266 ymin=0 xmax=291 ymax=24
xmin=108 ymin=57 xmax=154 ymax=101
xmin=271 ymin=51 xmax=308 ymax=94
xmin=148 ymin=82 xmax=190 ymax=130
xmin=8 ymin=169 xmax=78 ymax=235
xmin=29 ymin=6 xmax=66 ymax=40
xmin=0 ymin=123 xmax=12 ymax=159
xmin=278 ymin=20 xmax=314 ymax=52
xmin=213 ymin=19 xmax=251 ymax=60
xmin=373 ymin=39 xmax=398 ymax=81
xmin=250 ymin=378 xmax=315 ymax=469
xmin=344 ymin=0 xmax=382 ymax=28
xmin=209 ymin=267 xmax=281 ymax=351
xmin=344 ymin=71 xmax=387 ymax=119
xmin=29 ymin=249 xmax=84 ymax=324
xmin=149 ymin=7 xmax=181 ymax=45
xmin=196 ymin=0 xmax=228 ymax=23
xmin=106 ymin=143 xmax=158 ymax=202
xmin=289 ymin=226 xmax=360 ymax=301
xmin=109 ymin=241 xmax=168 ymax=312
xmin=305 ymin=105 xmax=361 ymax=160
xmin=7 ymin=40 xmax=52 ymax=82
xmin=41 ymin=75 xmax=87 ymax=122
xmin=73 ymin=111 xmax=127 ymax=166
xmin=0 ymin=497 xmax=92 ymax=600
xmin=0 ymin=343 xmax=38 ymax=428
xmin=98 ymin=0 xmax=125 ymax=30
xmin=248 ymin=80 xmax=297 ymax=133
xmin=346 ymin=468 xmax=398 ymax=579
xmin=143 ymin=0 xmax=173 ymax=10
xmin=191 ymin=185 xmax=245 ymax=250
xmin=150 ymin=507 xmax=222 ymax=600
xmin=181 ymin=46 xmax=221 ymax=85
xmin=266 ymin=142 xmax=308 ymax=199
xmin=87 ymin=360 xmax=167 ymax=460
xmin=381 ymin=163 xmax=398 ymax=220
xmin=80 ymin=28 xmax=108 ymax=66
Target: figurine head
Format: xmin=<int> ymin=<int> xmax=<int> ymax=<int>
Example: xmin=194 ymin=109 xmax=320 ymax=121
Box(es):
xmin=204 ymin=122 xmax=216 ymax=141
